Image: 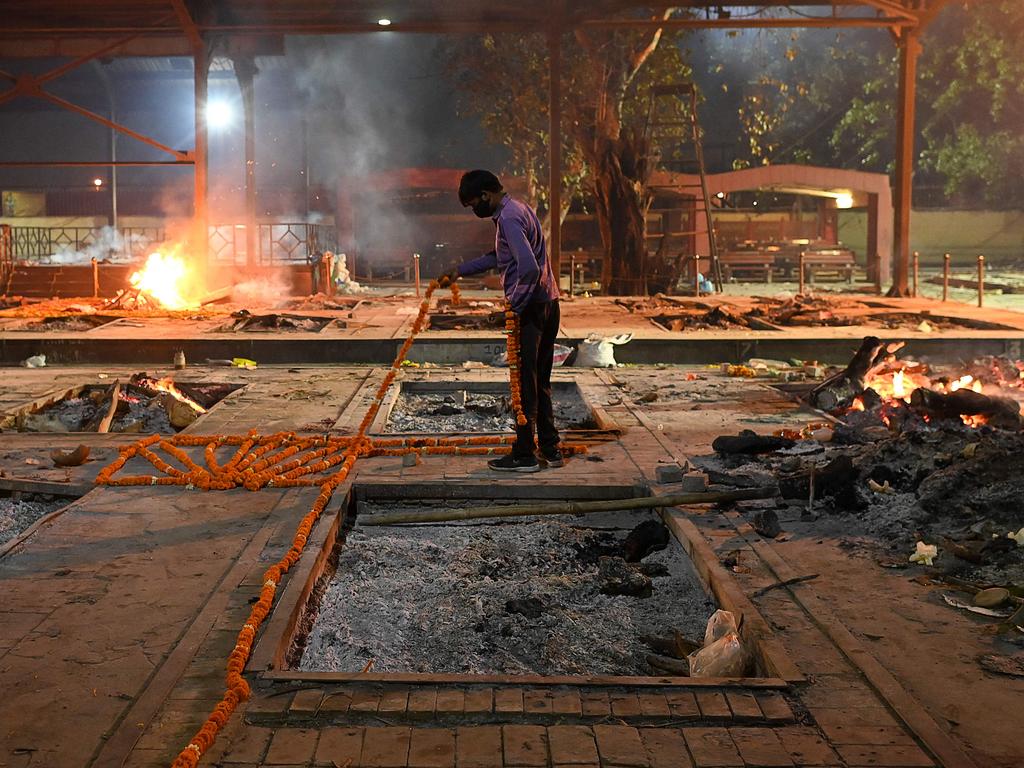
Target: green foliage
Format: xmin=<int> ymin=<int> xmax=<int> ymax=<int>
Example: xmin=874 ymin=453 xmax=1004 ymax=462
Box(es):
xmin=703 ymin=2 xmax=1024 ymax=206
xmin=440 ymin=22 xmax=692 ymax=214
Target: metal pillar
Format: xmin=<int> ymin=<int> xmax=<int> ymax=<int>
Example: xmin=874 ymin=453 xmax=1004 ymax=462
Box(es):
xmin=193 ymin=44 xmax=209 ymax=266
xmin=889 ymin=27 xmax=921 ymax=297
xmin=547 ymin=26 xmax=562 ymax=283
xmin=866 ymin=192 xmax=880 ymax=289
xmin=235 ymin=56 xmax=258 ymax=269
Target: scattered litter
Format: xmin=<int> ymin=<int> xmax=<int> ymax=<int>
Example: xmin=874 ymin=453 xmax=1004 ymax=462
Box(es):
xmin=232 ymin=357 xmax=257 ymax=369
xmin=977 ymin=653 xmax=1024 ymax=678
xmin=688 ymin=610 xmax=751 ymax=678
xmin=21 ymin=354 xmax=46 ymax=368
xmin=50 ymin=445 xmax=90 ymax=467
xmin=943 ymin=593 xmax=1012 ymax=618
xmin=868 ymin=479 xmax=895 ymax=494
xmin=1008 ymin=527 xmax=1024 ymax=547
xmin=917 ymin=320 xmax=934 ymax=333
xmin=973 ymin=588 xmax=1011 ymax=609
xmin=575 ymin=333 xmax=632 ymax=368
xmin=910 ymin=541 xmax=938 ymax=565
xmin=23 ymin=458 xmax=41 ymax=465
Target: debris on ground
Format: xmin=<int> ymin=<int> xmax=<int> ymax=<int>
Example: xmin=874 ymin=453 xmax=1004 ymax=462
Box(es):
xmin=0 ymin=495 xmax=68 ymax=547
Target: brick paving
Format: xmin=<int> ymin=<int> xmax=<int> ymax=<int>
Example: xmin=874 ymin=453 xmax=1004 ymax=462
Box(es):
xmin=0 ymin=363 xmax=962 ymax=768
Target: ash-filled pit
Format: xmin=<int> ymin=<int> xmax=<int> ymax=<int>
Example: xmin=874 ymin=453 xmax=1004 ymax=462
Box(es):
xmin=296 ymin=505 xmax=715 ymax=676
xmin=0 ymin=493 xmax=69 ymax=547
xmin=12 ymin=377 xmax=240 ymax=434
xmin=427 ymin=310 xmax=505 ymax=331
xmin=385 ymin=389 xmax=596 ymax=433
xmin=8 ymin=315 xmax=118 ymax=332
xmin=213 ymin=312 xmax=335 ymax=332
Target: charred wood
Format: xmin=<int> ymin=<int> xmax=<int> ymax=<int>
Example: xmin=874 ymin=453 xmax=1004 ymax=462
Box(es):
xmin=712 ymin=429 xmax=795 ymax=454
xmin=809 ymin=336 xmax=901 ymax=411
xmin=909 ymin=388 xmax=1022 ymax=430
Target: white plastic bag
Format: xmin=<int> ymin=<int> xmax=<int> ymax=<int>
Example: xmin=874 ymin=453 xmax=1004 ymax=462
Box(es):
xmin=575 ymin=333 xmax=633 ymax=368
xmin=703 ymin=609 xmax=739 ymax=646
xmin=688 ymin=631 xmax=751 ymax=677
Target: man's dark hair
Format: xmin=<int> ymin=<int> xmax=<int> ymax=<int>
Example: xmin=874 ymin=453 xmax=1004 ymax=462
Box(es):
xmin=458 ymin=170 xmax=503 ymax=205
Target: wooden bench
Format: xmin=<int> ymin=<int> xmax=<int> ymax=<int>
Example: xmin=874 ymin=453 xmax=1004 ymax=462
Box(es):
xmin=802 ymin=247 xmax=856 ymax=283
xmin=718 ymin=249 xmax=775 ymax=282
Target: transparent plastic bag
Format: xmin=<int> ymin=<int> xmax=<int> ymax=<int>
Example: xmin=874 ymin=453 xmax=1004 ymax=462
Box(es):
xmin=688 ymin=631 xmax=751 ymax=677
xmin=703 ymin=609 xmax=739 ymax=647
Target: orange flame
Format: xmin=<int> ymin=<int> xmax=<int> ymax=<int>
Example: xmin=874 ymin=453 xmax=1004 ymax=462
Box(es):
xmin=129 ymin=248 xmax=198 ymax=310
xmin=947 ymin=375 xmax=983 ymax=393
xmin=138 ymin=376 xmax=206 ymax=413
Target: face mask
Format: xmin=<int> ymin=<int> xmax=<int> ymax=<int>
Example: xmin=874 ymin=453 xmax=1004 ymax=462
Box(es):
xmin=471 ymin=198 xmax=492 ymax=218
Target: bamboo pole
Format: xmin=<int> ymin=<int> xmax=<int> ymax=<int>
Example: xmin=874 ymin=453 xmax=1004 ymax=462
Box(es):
xmin=359 ymin=486 xmax=778 ymax=526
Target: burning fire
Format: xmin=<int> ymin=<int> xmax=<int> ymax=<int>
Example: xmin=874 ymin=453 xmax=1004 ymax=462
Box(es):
xmin=129 ymin=248 xmax=198 ymax=310
xmin=851 ymin=368 xmax=997 ymax=428
xmin=135 ymin=375 xmax=206 ymax=413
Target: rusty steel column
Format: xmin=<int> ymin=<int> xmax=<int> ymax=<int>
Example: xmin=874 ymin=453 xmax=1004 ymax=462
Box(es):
xmin=193 ymin=44 xmax=209 ymax=266
xmin=548 ymin=25 xmax=562 ymax=285
xmin=235 ymin=56 xmax=258 ymax=269
xmin=890 ymin=27 xmax=921 ymax=297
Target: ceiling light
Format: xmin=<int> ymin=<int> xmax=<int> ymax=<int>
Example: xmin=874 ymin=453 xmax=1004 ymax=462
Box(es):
xmin=93 ymin=177 xmax=104 ymax=188
xmin=835 ymin=192 xmax=854 ymax=209
xmin=377 ymin=18 xmax=392 ymax=26
xmin=206 ymin=99 xmax=234 ymax=130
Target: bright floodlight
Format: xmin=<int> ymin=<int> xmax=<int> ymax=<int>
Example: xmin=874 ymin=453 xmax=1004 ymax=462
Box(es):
xmin=835 ymin=192 xmax=854 ymax=209
xmin=93 ymin=177 xmax=104 ymax=187
xmin=377 ymin=18 xmax=392 ymax=26
xmin=716 ymin=191 xmax=725 ymax=199
xmin=206 ymin=99 xmax=234 ymax=129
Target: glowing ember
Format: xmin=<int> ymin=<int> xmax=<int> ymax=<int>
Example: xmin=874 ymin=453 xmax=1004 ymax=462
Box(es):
xmin=947 ymin=375 xmax=983 ymax=394
xmin=136 ymin=376 xmax=206 ymax=413
xmin=129 ymin=249 xmax=197 ymax=310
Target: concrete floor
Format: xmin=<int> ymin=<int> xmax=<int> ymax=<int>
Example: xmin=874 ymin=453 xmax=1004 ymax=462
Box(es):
xmin=1 ymin=351 xmax=1021 ymax=768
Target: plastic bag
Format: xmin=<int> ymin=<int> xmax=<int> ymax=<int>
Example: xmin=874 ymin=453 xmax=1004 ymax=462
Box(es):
xmin=688 ymin=631 xmax=751 ymax=677
xmin=703 ymin=609 xmax=739 ymax=646
xmin=575 ymin=333 xmax=632 ymax=368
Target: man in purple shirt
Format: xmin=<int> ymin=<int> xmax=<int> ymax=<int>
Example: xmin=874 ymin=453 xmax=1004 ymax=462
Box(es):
xmin=444 ymin=170 xmax=562 ymax=473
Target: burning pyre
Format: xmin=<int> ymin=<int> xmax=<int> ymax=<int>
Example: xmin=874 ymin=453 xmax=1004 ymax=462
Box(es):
xmin=809 ymin=336 xmax=1024 ymax=431
xmin=14 ymin=374 xmax=212 ymax=434
xmin=106 ymin=246 xmax=201 ymax=311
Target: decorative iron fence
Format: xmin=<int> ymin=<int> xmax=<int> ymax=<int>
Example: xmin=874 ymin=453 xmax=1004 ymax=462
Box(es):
xmin=208 ymin=223 xmax=337 ymax=265
xmin=0 ymin=224 xmax=12 ymax=289
xmin=4 ymin=223 xmax=336 ymax=265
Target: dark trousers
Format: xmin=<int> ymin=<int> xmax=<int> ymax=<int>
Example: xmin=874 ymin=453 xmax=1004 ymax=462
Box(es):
xmin=513 ymin=299 xmax=561 ymax=458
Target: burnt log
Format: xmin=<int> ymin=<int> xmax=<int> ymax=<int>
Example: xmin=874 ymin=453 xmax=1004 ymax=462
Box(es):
xmin=622 ymin=520 xmax=670 ymax=562
xmin=598 ymin=557 xmax=653 ymax=598
xmin=712 ymin=429 xmax=795 ymax=454
xmin=909 ymin=388 xmax=1022 ymax=430
xmin=809 ymin=336 xmax=901 ymax=411
xmin=778 ymin=454 xmax=858 ymax=501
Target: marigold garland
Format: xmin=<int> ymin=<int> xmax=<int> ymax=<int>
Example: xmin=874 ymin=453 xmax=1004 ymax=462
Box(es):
xmin=91 ymin=276 xmax=590 ymax=768
xmin=505 ymin=308 xmax=528 ymax=427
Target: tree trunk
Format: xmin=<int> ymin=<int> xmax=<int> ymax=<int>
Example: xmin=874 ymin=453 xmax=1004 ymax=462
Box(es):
xmin=592 ymin=131 xmax=651 ymax=295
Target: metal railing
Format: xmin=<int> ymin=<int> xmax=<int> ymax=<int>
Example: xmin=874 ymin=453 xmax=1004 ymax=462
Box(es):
xmin=207 ymin=222 xmax=337 ymax=265
xmin=6 ymin=226 xmax=166 ymax=261
xmin=3 ymin=223 xmax=336 ymax=265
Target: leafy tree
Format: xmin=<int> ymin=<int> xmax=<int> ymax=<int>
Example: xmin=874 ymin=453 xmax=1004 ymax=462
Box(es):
xmin=444 ymin=14 xmax=693 ymax=294
xmin=700 ymin=2 xmax=1024 ymax=207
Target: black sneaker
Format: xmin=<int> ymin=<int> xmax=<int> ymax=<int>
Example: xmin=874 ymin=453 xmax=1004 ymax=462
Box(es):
xmin=538 ymin=447 xmax=565 ymax=468
xmin=488 ymin=454 xmax=541 ymax=473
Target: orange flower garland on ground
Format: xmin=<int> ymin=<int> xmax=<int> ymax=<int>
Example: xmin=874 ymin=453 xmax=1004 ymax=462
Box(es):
xmin=91 ymin=276 xmax=590 ymax=768
xmin=504 ymin=307 xmax=528 ymax=427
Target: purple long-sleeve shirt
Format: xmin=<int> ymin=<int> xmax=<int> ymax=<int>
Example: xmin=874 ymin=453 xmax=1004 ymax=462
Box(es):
xmin=457 ymin=195 xmax=560 ymax=313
